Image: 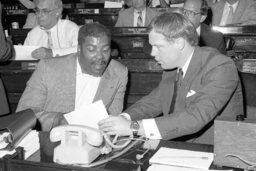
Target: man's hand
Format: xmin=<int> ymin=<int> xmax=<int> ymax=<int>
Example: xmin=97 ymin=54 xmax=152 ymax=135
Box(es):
xmin=32 ymin=47 xmax=53 ymax=59
xmin=98 ymin=116 xmax=132 ymax=136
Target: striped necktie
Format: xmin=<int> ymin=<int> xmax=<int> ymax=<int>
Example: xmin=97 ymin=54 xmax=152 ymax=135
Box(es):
xmin=226 ymin=5 xmax=234 ymax=25
xmin=169 ymin=68 xmax=183 ymax=114
xmin=46 ymin=31 xmax=53 ymax=49
xmin=137 ymin=11 xmax=143 ymax=27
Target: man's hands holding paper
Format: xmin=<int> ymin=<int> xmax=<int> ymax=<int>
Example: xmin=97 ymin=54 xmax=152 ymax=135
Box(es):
xmin=98 ymin=116 xmax=132 ymax=136
xmin=32 ymin=47 xmax=53 ymax=59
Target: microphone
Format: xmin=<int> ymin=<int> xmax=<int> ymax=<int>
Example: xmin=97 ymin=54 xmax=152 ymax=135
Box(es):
xmin=136 ymin=148 xmax=150 ymax=160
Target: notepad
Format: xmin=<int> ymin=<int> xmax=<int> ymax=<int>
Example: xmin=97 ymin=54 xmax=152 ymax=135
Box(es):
xmin=149 ymin=147 xmax=214 ymax=170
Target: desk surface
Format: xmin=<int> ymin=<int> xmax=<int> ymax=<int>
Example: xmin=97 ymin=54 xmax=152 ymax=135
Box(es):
xmin=4 ymin=139 xmax=243 ymax=171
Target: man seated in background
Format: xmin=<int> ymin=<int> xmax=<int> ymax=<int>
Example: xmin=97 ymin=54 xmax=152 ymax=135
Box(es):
xmin=115 ymin=0 xmax=160 ymax=27
xmin=211 ymin=0 xmax=256 ymax=26
xmin=183 ymin=0 xmax=226 ymax=54
xmin=0 ymin=2 xmax=13 ymax=115
xmin=99 ymin=12 xmax=243 ymax=145
xmin=17 ymin=22 xmax=128 ymax=159
xmin=24 ymin=0 xmax=79 ymax=59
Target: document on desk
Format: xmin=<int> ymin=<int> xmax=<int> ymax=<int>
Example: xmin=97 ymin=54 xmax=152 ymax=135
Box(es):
xmin=14 ymin=45 xmax=39 ymax=60
xmin=147 ymin=165 xmax=233 ymax=171
xmin=64 ymin=100 xmax=109 ymax=129
xmin=149 ymin=147 xmax=214 ymax=170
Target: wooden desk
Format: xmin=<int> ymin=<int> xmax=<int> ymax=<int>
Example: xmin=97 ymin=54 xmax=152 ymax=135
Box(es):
xmin=2 ymin=140 xmax=242 ymax=171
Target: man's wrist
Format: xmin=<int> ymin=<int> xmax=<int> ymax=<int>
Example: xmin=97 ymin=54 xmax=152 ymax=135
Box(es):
xmin=130 ymin=120 xmax=140 ymax=137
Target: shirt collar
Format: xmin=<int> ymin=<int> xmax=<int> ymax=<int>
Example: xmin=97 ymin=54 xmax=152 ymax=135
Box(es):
xmin=181 ymin=48 xmax=194 ymax=77
xmin=225 ymin=1 xmax=239 ymax=12
xmin=134 ymin=8 xmax=146 ymax=14
xmin=196 ymin=25 xmax=201 ymax=36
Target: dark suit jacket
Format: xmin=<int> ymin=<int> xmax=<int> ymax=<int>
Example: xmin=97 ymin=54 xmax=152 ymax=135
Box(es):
xmin=212 ymin=0 xmax=256 ymax=25
xmin=17 ymin=53 xmax=128 ymax=131
xmin=115 ymin=7 xmax=160 ymax=27
xmin=125 ymin=46 xmax=243 ymax=145
xmin=0 ymin=16 xmax=12 ymax=115
xmin=199 ymin=23 xmax=226 ymax=54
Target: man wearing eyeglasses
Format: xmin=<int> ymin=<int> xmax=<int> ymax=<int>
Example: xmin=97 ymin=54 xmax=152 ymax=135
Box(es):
xmin=24 ymin=0 xmax=79 ymax=59
xmin=183 ymin=0 xmax=226 ymax=54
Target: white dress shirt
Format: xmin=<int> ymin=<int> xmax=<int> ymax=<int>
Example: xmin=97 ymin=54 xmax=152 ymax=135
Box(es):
xmin=133 ymin=9 xmax=146 ymax=27
xmin=24 ymin=19 xmax=79 ymax=57
xmin=135 ymin=49 xmax=194 ymax=139
xmin=75 ymin=60 xmax=101 ymax=110
xmin=219 ymin=1 xmax=239 ymax=26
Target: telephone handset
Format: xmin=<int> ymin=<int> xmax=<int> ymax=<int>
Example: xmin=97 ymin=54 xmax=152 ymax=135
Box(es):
xmin=50 ymin=125 xmax=104 ymax=165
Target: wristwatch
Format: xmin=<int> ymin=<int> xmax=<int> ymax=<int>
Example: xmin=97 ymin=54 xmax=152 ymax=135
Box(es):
xmin=130 ymin=121 xmax=140 ymax=137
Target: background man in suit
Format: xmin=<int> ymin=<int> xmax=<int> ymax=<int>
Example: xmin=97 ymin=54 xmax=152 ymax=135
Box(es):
xmin=115 ymin=0 xmax=159 ymax=27
xmin=24 ymin=0 xmax=79 ymax=59
xmin=0 ymin=2 xmax=13 ymax=115
xmin=183 ymin=0 xmax=226 ymax=54
xmin=211 ymin=0 xmax=256 ymax=26
xmin=99 ymin=12 xmax=243 ymax=145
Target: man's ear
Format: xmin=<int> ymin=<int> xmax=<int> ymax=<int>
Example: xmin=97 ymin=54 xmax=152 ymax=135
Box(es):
xmin=200 ymin=15 xmax=207 ymax=23
xmin=175 ymin=37 xmax=185 ymax=50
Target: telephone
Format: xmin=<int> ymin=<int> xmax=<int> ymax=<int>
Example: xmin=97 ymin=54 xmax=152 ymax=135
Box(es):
xmin=50 ymin=125 xmax=103 ymax=165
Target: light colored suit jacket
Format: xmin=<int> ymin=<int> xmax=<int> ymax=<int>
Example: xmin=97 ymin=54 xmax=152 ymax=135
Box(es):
xmin=115 ymin=7 xmax=160 ymax=27
xmin=212 ymin=0 xmax=256 ymax=25
xmin=16 ymin=53 xmax=128 ymax=131
xmin=126 ymin=46 xmax=243 ymax=145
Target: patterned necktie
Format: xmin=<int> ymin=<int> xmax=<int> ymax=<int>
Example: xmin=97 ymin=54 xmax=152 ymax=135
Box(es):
xmin=46 ymin=31 xmax=53 ymax=49
xmin=226 ymin=5 xmax=234 ymax=25
xmin=137 ymin=11 xmax=143 ymax=27
xmin=169 ymin=68 xmax=183 ymax=114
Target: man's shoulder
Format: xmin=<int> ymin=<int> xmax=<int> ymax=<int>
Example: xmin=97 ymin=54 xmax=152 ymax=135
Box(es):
xmin=59 ymin=19 xmax=78 ymax=27
xmin=211 ymin=0 xmax=225 ymax=10
xmin=198 ymin=47 xmax=233 ymax=65
xmin=119 ymin=8 xmax=133 ymax=15
xmin=40 ymin=53 xmax=77 ymax=68
xmin=27 ymin=26 xmax=43 ymax=36
xmin=108 ymin=59 xmax=128 ymax=76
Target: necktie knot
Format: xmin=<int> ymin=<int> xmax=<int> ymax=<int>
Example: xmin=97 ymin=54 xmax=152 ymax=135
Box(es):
xmin=137 ymin=11 xmax=143 ymax=27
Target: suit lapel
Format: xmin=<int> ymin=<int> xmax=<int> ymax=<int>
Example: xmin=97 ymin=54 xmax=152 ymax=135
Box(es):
xmin=93 ymin=62 xmax=117 ymax=109
xmin=182 ymin=47 xmax=203 ymax=95
xmin=232 ymin=0 xmax=245 ymax=23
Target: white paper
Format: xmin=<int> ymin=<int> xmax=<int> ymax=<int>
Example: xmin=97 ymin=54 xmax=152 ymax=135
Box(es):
xmin=14 ymin=45 xmax=39 ymax=60
xmin=149 ymin=147 xmax=214 ymax=170
xmin=147 ymin=165 xmax=233 ymax=171
xmin=0 ymin=130 xmax=39 ymax=159
xmin=104 ymin=1 xmax=122 ymax=8
xmin=64 ymin=100 xmax=109 ymax=129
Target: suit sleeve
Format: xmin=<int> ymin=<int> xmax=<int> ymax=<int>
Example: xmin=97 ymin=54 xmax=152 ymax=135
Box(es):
xmin=155 ymin=60 xmax=239 ymax=140
xmin=16 ymin=60 xmax=47 ymax=116
xmin=108 ymin=66 xmax=128 ymax=115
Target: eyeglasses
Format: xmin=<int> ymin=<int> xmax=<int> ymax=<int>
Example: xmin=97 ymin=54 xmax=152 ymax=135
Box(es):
xmin=34 ymin=8 xmax=57 ymax=15
xmin=183 ymin=9 xmax=201 ymax=17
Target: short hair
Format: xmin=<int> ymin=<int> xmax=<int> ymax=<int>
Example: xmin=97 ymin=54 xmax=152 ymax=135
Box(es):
xmin=200 ymin=0 xmax=209 ymax=16
xmin=78 ymin=23 xmax=111 ymax=45
xmin=148 ymin=12 xmax=198 ymax=46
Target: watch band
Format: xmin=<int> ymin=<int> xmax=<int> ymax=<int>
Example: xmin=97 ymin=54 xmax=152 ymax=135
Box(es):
xmin=130 ymin=121 xmax=140 ymax=137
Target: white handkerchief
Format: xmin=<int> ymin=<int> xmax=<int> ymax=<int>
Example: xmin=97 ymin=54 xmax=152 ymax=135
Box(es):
xmin=186 ymin=90 xmax=196 ymax=98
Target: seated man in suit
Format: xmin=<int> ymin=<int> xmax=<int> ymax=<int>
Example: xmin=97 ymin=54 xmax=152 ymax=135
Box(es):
xmin=17 ymin=22 xmax=128 ymax=160
xmin=211 ymin=0 xmax=256 ymax=26
xmin=115 ymin=0 xmax=160 ymax=27
xmin=99 ymin=12 xmax=243 ymax=145
xmin=24 ymin=0 xmax=79 ymax=59
xmin=0 ymin=2 xmax=13 ymax=115
xmin=183 ymin=0 xmax=226 ymax=54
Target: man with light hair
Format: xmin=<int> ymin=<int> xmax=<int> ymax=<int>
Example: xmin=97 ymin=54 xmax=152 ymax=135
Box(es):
xmin=24 ymin=0 xmax=79 ymax=59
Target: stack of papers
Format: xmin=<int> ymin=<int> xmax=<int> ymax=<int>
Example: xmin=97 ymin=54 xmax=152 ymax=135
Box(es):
xmin=0 ymin=130 xmax=39 ymax=159
xmin=148 ymin=147 xmax=214 ymax=171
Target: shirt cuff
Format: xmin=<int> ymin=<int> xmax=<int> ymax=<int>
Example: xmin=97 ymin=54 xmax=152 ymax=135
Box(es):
xmin=120 ymin=113 xmax=131 ymax=120
xmin=142 ymin=119 xmax=162 ymax=139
